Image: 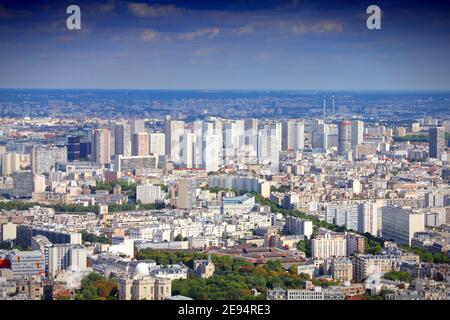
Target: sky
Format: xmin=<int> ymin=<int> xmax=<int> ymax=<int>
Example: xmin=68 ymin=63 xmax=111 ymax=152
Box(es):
xmin=0 ymin=0 xmax=450 ymax=90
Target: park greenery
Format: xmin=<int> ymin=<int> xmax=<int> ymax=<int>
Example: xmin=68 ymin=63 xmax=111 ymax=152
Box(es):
xmin=271 ymin=185 xmax=291 ymax=193
xmin=136 ymin=249 xmax=320 ymax=300
xmin=81 ymin=230 xmax=110 ymax=244
xmin=383 ymin=271 xmax=412 ymax=282
xmin=74 ymin=272 xmax=118 ymax=300
xmin=296 ymin=239 xmax=312 ymax=257
xmin=393 ymin=133 xmax=450 ymax=143
xmin=393 ymin=134 xmax=429 ymax=143
xmin=400 ymin=245 xmax=450 ymax=264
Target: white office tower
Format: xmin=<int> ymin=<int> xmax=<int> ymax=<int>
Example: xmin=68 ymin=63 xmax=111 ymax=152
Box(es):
xmin=193 ymin=120 xmax=204 ymax=168
xmin=183 ymin=132 xmax=196 ymax=169
xmin=1 ymin=152 xmax=23 ymax=176
xmin=258 ymin=123 xmax=280 ymax=173
xmin=165 ymin=119 xmax=185 ymax=165
xmin=351 ymin=120 xmax=364 ymax=150
xmin=282 ymin=120 xmax=304 ymax=151
xmin=149 ymin=133 xmax=165 ymax=157
xmin=381 ymin=206 xmax=425 ymax=246
xmin=338 ymin=121 xmax=353 ymax=157
xmin=325 ymin=203 xmax=358 ymax=231
xmin=108 ymin=122 xmax=116 ymax=158
xmin=357 ymin=201 xmax=381 ymax=236
xmin=92 ymin=128 xmax=111 ymax=165
xmin=115 ymin=123 xmax=132 ymax=157
xmin=212 ymin=119 xmax=224 ymax=164
xmin=244 ymin=118 xmax=259 ymax=158
xmin=33 ymin=174 xmax=46 ymax=193
xmin=223 ymin=120 xmax=245 ymax=165
xmin=244 ymin=118 xmax=258 ymax=135
xmin=292 ymin=121 xmax=305 ymax=150
xmin=202 ymin=134 xmax=219 ymax=172
xmin=130 ymin=119 xmax=146 ymax=134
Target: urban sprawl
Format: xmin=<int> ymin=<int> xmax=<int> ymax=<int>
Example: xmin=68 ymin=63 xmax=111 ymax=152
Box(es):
xmin=0 ymin=91 xmax=449 ymax=301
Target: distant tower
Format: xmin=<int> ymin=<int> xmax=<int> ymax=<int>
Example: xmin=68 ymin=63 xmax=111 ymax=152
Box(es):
xmin=92 ymin=128 xmax=110 ymax=165
xmin=338 ymin=121 xmax=353 ymax=156
xmin=332 ymin=95 xmax=336 ymax=114
xmin=323 ymin=96 xmax=327 ymax=116
xmin=429 ymin=127 xmax=445 ymax=159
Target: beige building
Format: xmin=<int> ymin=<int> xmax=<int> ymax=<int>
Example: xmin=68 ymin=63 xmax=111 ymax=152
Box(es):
xmin=132 ymin=132 xmax=150 ymax=156
xmin=0 ymin=222 xmax=17 ymax=241
xmin=312 ymin=231 xmax=347 ymax=259
xmin=330 ymin=257 xmax=353 ymax=281
xmin=353 ymin=254 xmax=399 ymax=282
xmin=177 ymin=179 xmax=196 ymax=209
xmin=118 ymin=275 xmax=171 ymax=300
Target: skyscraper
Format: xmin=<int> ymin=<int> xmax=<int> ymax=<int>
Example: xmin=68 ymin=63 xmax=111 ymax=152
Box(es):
xmin=282 ymin=120 xmax=304 ymax=151
xmin=67 ymin=136 xmax=80 ymax=162
xmin=357 ymin=201 xmax=381 ymax=236
xmin=165 ymin=119 xmax=185 ymax=165
xmin=338 ymin=121 xmax=352 ymax=156
xmin=149 ymin=133 xmax=165 ymax=157
xmin=351 ymin=120 xmax=364 ymax=150
xmin=92 ymin=128 xmax=110 ymax=165
xmin=429 ymin=127 xmax=445 ymax=159
xmin=202 ymin=134 xmax=219 ymax=172
xmin=115 ymin=123 xmax=132 ymax=157
xmin=132 ymin=132 xmax=149 ymax=156
xmin=130 ymin=119 xmax=146 ymax=134
xmin=183 ymin=132 xmax=196 ymax=169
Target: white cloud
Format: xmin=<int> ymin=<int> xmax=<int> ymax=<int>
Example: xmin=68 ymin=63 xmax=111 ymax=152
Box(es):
xmin=127 ymin=3 xmax=182 ymax=18
xmin=233 ymin=25 xmax=254 ymax=34
xmin=192 ymin=48 xmax=218 ymax=57
xmin=141 ymin=29 xmax=158 ymax=42
xmin=291 ymin=21 xmax=344 ymax=34
xmin=178 ymin=28 xmax=220 ymax=41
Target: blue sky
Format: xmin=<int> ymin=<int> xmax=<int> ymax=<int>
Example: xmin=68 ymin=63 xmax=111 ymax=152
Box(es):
xmin=0 ymin=0 xmax=450 ymax=90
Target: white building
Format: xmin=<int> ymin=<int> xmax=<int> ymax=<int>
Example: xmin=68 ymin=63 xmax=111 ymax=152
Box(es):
xmin=136 ymin=184 xmax=162 ymax=204
xmin=381 ymin=206 xmax=425 ymax=246
xmin=358 ymin=201 xmax=382 ymax=236
xmin=202 ymin=134 xmax=219 ymax=172
xmin=149 ymin=133 xmax=165 ymax=157
xmin=312 ymin=231 xmax=347 ymax=259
